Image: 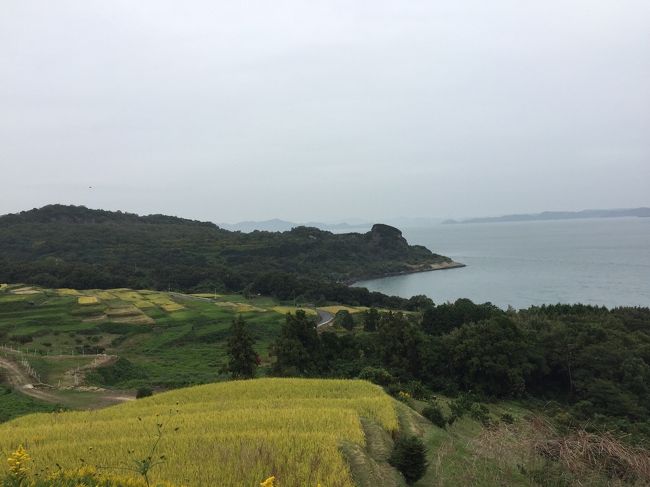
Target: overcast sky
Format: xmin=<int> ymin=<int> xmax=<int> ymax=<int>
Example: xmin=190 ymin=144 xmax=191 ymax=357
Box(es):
xmin=1 ymin=1 xmax=649 ymax=222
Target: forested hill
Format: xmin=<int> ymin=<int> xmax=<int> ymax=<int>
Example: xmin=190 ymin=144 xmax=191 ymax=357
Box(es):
xmin=0 ymin=205 xmax=451 ymax=306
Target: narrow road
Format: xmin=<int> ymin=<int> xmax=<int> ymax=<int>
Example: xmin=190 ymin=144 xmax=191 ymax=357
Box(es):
xmin=315 ymin=309 xmax=334 ymax=328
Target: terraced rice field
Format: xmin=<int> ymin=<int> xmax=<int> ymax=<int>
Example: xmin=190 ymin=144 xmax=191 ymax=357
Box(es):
xmin=0 ymin=379 xmax=398 ymax=487
xmin=272 ymin=306 xmax=318 ymax=316
xmin=77 ymin=296 xmax=99 ymax=305
xmin=318 ymin=305 xmax=368 ymax=315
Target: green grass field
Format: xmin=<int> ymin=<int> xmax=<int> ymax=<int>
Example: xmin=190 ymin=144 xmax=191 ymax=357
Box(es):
xmin=0 ymin=285 xmax=307 ymax=392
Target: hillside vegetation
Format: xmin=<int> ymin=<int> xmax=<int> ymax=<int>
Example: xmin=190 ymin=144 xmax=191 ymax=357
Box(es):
xmin=0 ymin=283 xmax=347 ymax=397
xmin=0 ymin=378 xmax=397 ymax=487
xmin=0 ymin=205 xmax=452 ymax=308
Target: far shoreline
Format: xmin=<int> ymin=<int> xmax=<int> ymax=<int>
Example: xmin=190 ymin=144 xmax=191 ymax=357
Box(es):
xmin=347 ymin=260 xmax=466 ymax=286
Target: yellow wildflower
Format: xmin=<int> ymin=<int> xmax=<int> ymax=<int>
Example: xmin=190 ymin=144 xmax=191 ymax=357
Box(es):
xmin=7 ymin=445 xmax=30 ymax=478
xmin=261 ymin=476 xmax=276 ymax=487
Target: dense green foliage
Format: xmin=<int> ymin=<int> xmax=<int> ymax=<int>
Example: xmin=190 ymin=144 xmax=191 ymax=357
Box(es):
xmin=389 ymin=435 xmax=428 ymax=484
xmin=88 ymin=357 xmax=149 ymax=386
xmin=334 ymin=310 xmax=354 ymax=331
xmin=362 ymin=308 xmax=380 ymax=332
xmin=226 ymin=316 xmax=258 ymax=379
xmin=135 ymin=386 xmax=153 ymax=399
xmin=421 ymin=403 xmax=447 ymax=429
xmin=0 ymin=205 xmax=449 ymax=309
xmin=0 ymin=384 xmax=58 ymax=422
xmin=271 ymin=310 xmax=322 ymax=376
xmin=272 ymin=300 xmax=650 ymax=442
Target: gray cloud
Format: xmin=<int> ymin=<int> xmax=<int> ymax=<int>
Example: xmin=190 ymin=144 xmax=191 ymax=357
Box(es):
xmin=1 ymin=0 xmax=648 ymax=222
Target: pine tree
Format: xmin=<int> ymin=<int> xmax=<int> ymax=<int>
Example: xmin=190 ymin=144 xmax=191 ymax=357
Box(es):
xmin=271 ymin=310 xmax=321 ymax=376
xmin=363 ymin=308 xmax=380 ymax=332
xmin=389 ymin=435 xmax=428 ymax=484
xmin=226 ymin=315 xmax=258 ymax=379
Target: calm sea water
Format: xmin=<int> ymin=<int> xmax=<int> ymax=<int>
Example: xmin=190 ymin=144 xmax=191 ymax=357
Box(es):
xmin=354 ymin=218 xmax=650 ymax=309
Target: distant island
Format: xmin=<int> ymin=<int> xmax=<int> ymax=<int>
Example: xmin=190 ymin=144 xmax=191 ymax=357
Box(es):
xmin=219 ymin=217 xmax=447 ymax=233
xmin=443 ymin=207 xmax=650 ymax=225
xmin=218 ymin=218 xmax=368 ymax=233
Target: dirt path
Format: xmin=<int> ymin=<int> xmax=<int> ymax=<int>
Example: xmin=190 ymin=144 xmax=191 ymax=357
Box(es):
xmin=60 ymin=353 xmax=118 ymax=388
xmin=0 ymin=356 xmax=62 ymax=403
xmin=0 ymin=355 xmax=134 ymax=408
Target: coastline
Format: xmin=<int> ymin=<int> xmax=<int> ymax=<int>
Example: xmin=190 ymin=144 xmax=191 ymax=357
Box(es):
xmin=347 ymin=260 xmax=466 ymax=286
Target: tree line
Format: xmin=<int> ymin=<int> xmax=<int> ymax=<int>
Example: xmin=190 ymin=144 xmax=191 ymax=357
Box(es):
xmin=227 ymin=299 xmax=650 ymax=444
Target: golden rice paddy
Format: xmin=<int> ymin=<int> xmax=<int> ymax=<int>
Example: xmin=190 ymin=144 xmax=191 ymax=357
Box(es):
xmin=57 ymin=288 xmax=81 ymax=296
xmin=0 ymin=379 xmax=397 ymax=487
xmin=77 ymin=296 xmax=99 ymax=305
xmin=318 ymin=305 xmax=367 ymax=315
xmin=161 ymin=303 xmax=185 ymax=312
xmin=272 ymin=306 xmax=318 ymax=316
xmin=215 ymin=301 xmax=265 ymax=313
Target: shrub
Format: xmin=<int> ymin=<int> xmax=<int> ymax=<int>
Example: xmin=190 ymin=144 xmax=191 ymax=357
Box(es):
xmin=10 ymin=334 xmax=33 ymax=344
xmin=397 ymin=391 xmax=412 ymax=403
xmin=501 ymin=412 xmax=515 ymax=424
xmin=385 ymin=383 xmax=401 ymax=397
xmin=405 ymin=380 xmax=429 ymax=401
xmin=89 ymin=357 xmax=148 ymax=387
xmin=422 ymin=403 xmax=446 ymax=428
xmin=449 ymin=393 xmax=474 ymax=419
xmin=389 ymin=435 xmax=428 ymax=484
xmin=136 ymin=387 xmax=153 ymax=399
xmin=358 ymin=366 xmax=396 ymax=387
xmin=469 ymin=403 xmax=492 ymax=426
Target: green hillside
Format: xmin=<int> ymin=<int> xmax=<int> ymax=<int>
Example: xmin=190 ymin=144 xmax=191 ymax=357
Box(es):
xmin=0 ymin=284 xmax=315 ymax=395
xmin=0 ymin=205 xmax=453 ymax=308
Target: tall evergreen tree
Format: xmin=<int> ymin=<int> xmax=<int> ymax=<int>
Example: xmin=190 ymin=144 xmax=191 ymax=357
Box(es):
xmin=226 ymin=315 xmax=258 ymax=379
xmin=363 ymin=308 xmax=380 ymax=332
xmin=389 ymin=435 xmax=428 ymax=484
xmin=271 ymin=310 xmax=321 ymax=376
xmin=375 ymin=312 xmax=425 ymax=380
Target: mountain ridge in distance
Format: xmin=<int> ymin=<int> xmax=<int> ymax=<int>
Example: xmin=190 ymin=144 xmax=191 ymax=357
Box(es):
xmin=443 ymin=207 xmax=650 ymax=225
xmin=218 ymin=217 xmax=447 ymax=233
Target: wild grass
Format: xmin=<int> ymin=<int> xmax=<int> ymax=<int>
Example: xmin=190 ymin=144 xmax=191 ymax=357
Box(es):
xmin=473 ymin=416 xmax=650 ymax=486
xmin=0 ymin=379 xmax=397 ymax=487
